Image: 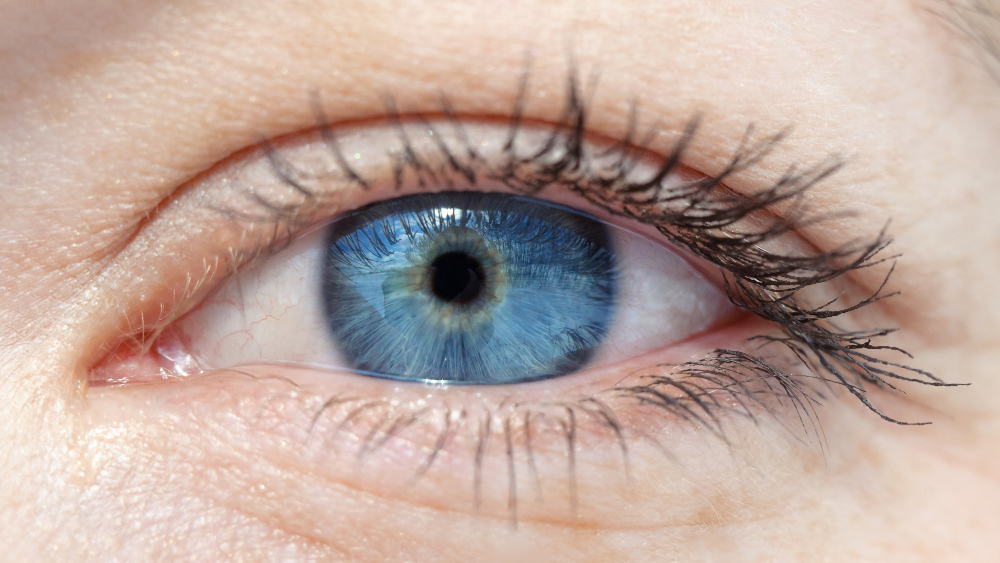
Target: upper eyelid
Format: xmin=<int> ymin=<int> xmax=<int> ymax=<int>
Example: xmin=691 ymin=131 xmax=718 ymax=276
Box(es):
xmin=241 ymin=106 xmax=824 ymax=281
xmin=76 ymin=104 xmax=769 ymax=368
xmin=84 ymin=99 xmax=828 ymax=348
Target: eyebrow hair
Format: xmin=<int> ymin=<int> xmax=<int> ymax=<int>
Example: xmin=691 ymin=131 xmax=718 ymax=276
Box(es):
xmin=933 ymin=0 xmax=1000 ymax=83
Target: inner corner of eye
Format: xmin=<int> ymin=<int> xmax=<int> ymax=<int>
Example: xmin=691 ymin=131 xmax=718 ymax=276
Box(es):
xmin=134 ymin=190 xmax=737 ymax=389
xmin=88 ymin=324 xmax=203 ymax=388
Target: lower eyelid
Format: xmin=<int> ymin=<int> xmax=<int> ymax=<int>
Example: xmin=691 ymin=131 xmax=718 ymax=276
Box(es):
xmin=83 ymin=319 xmax=807 ymax=530
xmin=86 ymin=200 xmax=798 ymax=522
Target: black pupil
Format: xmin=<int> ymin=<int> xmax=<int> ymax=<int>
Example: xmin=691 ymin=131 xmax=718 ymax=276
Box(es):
xmin=430 ymin=251 xmax=485 ymax=304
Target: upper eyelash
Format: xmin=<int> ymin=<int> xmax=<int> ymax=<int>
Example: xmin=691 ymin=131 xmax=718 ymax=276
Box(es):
xmin=496 ymin=75 xmax=956 ymax=425
xmin=229 ymin=65 xmax=954 ymax=434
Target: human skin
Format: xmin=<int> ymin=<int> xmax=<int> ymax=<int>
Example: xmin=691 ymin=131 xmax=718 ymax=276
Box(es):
xmin=1 ymin=0 xmax=999 ymax=561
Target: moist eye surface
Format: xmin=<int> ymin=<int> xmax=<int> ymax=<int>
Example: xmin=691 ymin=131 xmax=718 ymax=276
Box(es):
xmin=322 ymin=191 xmax=618 ymax=384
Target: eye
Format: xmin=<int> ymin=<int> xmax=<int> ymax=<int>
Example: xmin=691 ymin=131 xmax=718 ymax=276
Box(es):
xmin=89 ymin=111 xmax=744 ymax=388
xmin=165 ymin=191 xmax=734 ymax=384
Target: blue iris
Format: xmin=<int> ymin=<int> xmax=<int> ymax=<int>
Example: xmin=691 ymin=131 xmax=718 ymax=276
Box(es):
xmin=322 ymin=192 xmax=617 ymax=384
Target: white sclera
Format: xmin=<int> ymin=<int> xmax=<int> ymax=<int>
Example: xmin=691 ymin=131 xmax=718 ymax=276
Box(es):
xmin=596 ymin=226 xmax=734 ymax=365
xmin=177 ymin=214 xmax=736 ymax=376
xmin=179 ymin=229 xmax=345 ymax=371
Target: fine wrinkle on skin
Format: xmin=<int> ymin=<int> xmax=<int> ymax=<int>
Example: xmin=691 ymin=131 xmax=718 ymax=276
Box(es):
xmin=81 ymin=369 xmax=834 ymax=534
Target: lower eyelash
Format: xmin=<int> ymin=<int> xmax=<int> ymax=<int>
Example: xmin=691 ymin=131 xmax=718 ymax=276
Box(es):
xmin=237 ymin=348 xmax=829 ymax=527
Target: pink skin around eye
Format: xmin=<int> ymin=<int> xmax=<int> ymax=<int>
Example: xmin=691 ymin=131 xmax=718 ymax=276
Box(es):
xmin=89 ymin=325 xmax=201 ymax=386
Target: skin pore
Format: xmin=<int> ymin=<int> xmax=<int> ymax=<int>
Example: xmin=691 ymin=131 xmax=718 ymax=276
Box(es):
xmin=2 ymin=0 xmax=1000 ymax=561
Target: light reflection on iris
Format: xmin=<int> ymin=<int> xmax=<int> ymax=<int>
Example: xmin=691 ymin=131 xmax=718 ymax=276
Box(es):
xmin=321 ymin=192 xmax=618 ymax=384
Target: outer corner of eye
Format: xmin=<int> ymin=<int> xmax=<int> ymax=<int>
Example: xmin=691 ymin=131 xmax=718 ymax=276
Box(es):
xmin=96 ymin=189 xmax=740 ymax=389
